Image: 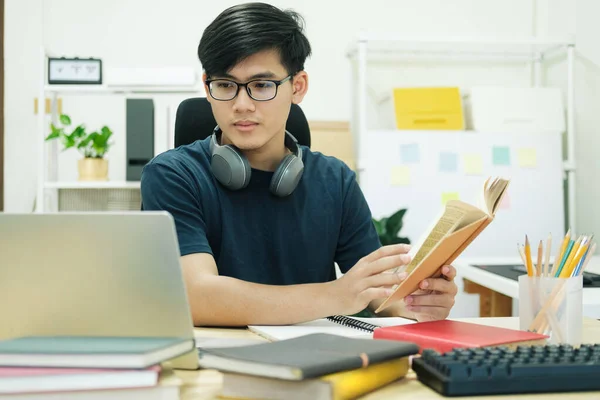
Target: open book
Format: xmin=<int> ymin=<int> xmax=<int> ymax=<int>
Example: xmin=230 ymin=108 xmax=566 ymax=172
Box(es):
xmin=375 ymin=176 xmax=510 ymax=313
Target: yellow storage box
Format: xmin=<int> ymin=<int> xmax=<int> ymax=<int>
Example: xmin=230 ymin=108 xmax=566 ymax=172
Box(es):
xmin=393 ymin=87 xmax=464 ymax=130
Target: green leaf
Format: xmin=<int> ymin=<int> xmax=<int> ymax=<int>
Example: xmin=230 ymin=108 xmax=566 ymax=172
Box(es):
xmin=385 ymin=209 xmax=407 ymax=237
xmin=388 ymin=236 xmax=411 ymax=245
xmin=45 ymin=131 xmax=60 ymax=141
xmin=372 ymin=219 xmax=384 ymax=236
xmin=59 ymin=114 xmax=71 ymax=126
xmin=71 ymin=125 xmax=86 ymax=139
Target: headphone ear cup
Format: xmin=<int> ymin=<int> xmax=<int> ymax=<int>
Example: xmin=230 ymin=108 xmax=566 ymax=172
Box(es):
xmin=211 ymin=145 xmax=251 ymax=190
xmin=270 ymin=154 xmax=304 ymax=197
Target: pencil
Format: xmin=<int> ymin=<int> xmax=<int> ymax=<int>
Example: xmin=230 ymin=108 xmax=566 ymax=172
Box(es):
xmin=525 ymin=235 xmax=534 ymax=276
xmin=566 ymin=238 xmax=590 ymax=278
xmin=559 ymin=235 xmax=582 ymax=278
xmin=543 ymin=233 xmax=552 ymax=277
xmin=576 ymin=242 xmax=596 ymax=276
xmin=518 ymin=243 xmax=527 ymax=266
xmin=551 ymin=228 xmax=571 ymax=276
xmin=555 ymin=238 xmax=575 ymax=277
xmin=536 ymin=240 xmax=543 ymax=277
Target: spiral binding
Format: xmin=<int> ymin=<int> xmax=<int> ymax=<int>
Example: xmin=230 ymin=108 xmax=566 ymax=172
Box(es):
xmin=326 ymin=315 xmax=379 ymax=333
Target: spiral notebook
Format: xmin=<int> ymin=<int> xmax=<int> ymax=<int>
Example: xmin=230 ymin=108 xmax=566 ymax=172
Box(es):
xmin=248 ymin=316 xmax=415 ymax=342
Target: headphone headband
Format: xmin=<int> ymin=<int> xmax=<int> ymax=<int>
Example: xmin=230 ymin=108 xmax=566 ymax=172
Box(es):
xmin=209 ymin=125 xmax=304 ymax=197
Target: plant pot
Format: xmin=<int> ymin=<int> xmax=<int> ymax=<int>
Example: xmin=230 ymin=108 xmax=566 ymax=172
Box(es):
xmin=78 ymin=158 xmax=109 ymax=181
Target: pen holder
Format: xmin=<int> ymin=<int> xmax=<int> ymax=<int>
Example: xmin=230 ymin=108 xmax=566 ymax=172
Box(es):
xmin=518 ymin=274 xmax=583 ymax=345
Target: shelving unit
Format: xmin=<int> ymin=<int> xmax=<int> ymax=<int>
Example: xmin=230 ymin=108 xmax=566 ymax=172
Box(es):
xmin=36 ymin=47 xmax=203 ymax=212
xmin=346 ymin=34 xmax=577 ymax=231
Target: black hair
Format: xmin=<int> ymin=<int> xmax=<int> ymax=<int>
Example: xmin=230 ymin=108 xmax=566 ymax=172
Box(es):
xmin=197 ymin=2 xmax=312 ymax=78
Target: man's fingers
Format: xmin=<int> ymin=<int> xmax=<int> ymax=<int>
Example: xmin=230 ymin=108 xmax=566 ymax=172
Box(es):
xmin=364 ymin=253 xmax=411 ymax=276
xmin=418 ymin=277 xmax=458 ymax=295
xmin=405 ymin=293 xmax=455 ymax=308
xmin=363 ymin=271 xmax=407 ymax=289
xmin=361 ymin=244 xmax=411 ymax=264
xmin=361 ymin=287 xmax=395 ymax=302
xmin=442 ymin=265 xmax=457 ymax=281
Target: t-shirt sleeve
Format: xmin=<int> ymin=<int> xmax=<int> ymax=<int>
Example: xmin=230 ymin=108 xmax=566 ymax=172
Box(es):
xmin=334 ymin=168 xmax=382 ymax=273
xmin=140 ymin=161 xmax=213 ymax=257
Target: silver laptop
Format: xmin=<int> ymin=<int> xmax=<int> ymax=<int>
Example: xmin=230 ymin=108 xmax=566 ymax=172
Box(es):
xmin=0 ymin=211 xmax=200 ymax=369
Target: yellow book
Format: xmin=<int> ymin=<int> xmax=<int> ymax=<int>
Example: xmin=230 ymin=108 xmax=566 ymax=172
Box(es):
xmin=393 ymin=87 xmax=464 ymax=130
xmin=220 ymin=357 xmax=409 ymax=400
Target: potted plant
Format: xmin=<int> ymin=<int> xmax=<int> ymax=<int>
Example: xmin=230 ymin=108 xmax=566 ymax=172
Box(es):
xmin=45 ymin=114 xmax=113 ymax=181
xmin=372 ymin=208 xmax=411 ymax=246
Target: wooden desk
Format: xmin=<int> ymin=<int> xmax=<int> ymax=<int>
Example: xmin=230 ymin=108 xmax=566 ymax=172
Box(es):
xmin=172 ymin=317 xmax=600 ymax=400
xmin=457 ymin=257 xmax=600 ymax=318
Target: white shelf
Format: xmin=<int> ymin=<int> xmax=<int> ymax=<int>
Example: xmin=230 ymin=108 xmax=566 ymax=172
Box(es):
xmin=44 ymin=181 xmax=141 ymax=189
xmin=44 ymin=84 xmax=204 ymax=95
xmin=347 ymin=35 xmax=574 ymax=61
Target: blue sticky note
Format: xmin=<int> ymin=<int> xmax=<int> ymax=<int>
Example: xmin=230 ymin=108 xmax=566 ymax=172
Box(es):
xmin=400 ymin=143 xmax=420 ymax=164
xmin=439 ymin=152 xmax=458 ymax=172
xmin=492 ymin=146 xmax=511 ymax=166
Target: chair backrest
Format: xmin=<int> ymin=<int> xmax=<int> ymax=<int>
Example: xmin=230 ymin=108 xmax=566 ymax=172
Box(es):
xmin=174 ymin=97 xmax=311 ymax=148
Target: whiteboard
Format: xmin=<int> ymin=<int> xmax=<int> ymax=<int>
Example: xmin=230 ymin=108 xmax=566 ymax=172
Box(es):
xmin=358 ymin=130 xmax=565 ymax=257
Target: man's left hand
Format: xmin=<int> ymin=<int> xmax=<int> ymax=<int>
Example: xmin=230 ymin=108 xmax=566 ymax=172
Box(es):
xmin=402 ymin=265 xmax=458 ymax=322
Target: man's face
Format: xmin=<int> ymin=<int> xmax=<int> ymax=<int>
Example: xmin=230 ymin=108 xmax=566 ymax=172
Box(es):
xmin=204 ymin=49 xmax=307 ymax=151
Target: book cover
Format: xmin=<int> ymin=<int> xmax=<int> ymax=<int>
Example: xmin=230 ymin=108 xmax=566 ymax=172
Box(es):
xmin=0 ymin=336 xmax=195 ymax=369
xmin=373 ymin=320 xmax=548 ymax=353
xmin=0 ymin=366 xmax=160 ymax=394
xmin=221 ymin=357 xmax=409 ymax=400
xmin=198 ymin=333 xmax=419 ymax=380
xmin=376 ymin=177 xmax=510 ymax=313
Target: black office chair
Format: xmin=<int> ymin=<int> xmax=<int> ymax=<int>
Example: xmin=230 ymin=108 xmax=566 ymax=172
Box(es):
xmin=174 ymin=97 xmax=311 ymax=148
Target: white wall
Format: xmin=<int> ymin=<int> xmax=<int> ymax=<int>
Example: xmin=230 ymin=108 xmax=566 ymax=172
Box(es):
xmin=535 ymin=0 xmax=600 ymax=235
xmin=4 ymin=0 xmax=535 ymax=211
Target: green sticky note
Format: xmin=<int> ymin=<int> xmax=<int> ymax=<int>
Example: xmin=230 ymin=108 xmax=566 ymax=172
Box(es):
xmin=518 ymin=148 xmax=537 ymax=168
xmin=492 ymin=146 xmax=511 ymax=166
xmin=441 ymin=192 xmax=460 ymax=205
xmin=390 ymin=166 xmax=411 ymax=186
xmin=463 ymin=154 xmax=483 ymax=175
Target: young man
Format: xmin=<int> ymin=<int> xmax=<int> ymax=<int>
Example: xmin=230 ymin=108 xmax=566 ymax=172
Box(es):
xmin=141 ymin=2 xmax=458 ymax=326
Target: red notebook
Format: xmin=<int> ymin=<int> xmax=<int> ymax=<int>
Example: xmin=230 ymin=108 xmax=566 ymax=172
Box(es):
xmin=373 ymin=320 xmax=548 ymax=353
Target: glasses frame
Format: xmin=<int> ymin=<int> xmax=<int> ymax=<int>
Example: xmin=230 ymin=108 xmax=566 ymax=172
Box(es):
xmin=205 ymin=74 xmax=293 ymax=102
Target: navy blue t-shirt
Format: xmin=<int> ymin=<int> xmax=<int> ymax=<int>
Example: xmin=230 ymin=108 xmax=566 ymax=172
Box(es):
xmin=140 ymin=137 xmax=381 ymax=285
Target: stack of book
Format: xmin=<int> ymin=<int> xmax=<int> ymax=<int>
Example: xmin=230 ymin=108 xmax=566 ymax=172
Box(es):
xmin=197 ymin=333 xmax=420 ymax=400
xmin=0 ymin=336 xmax=194 ymax=399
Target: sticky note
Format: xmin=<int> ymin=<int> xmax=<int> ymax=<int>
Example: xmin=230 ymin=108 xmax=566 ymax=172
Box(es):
xmin=390 ymin=166 xmax=411 ymax=186
xmin=499 ymin=193 xmax=510 ymax=210
xmin=492 ymin=146 xmax=511 ymax=166
xmin=518 ymin=148 xmax=537 ymax=168
xmin=400 ymin=143 xmax=420 ymax=164
xmin=463 ymin=154 xmax=483 ymax=175
xmin=439 ymin=152 xmax=458 ymax=172
xmin=441 ymin=192 xmax=460 ymax=205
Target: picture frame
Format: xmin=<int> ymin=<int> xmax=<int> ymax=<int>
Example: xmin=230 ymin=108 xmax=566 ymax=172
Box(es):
xmin=48 ymin=57 xmax=103 ymax=85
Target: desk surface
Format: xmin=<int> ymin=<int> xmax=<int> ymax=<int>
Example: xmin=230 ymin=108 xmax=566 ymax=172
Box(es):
xmin=172 ymin=317 xmax=600 ymax=400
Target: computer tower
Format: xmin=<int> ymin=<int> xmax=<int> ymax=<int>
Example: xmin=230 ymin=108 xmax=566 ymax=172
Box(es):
xmin=126 ymin=99 xmax=154 ymax=181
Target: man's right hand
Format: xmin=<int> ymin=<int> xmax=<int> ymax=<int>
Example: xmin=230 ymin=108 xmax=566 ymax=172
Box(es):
xmin=328 ymin=244 xmax=411 ymax=316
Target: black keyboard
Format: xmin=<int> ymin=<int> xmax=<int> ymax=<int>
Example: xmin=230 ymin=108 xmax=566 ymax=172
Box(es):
xmin=412 ymin=344 xmax=600 ymax=396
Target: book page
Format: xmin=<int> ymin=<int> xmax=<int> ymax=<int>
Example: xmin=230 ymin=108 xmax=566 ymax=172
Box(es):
xmin=397 ymin=201 xmax=480 ymax=275
xmin=482 ymin=177 xmax=510 ymax=215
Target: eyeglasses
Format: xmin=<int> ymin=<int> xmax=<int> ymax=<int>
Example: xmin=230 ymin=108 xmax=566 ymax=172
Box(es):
xmin=205 ymin=75 xmax=293 ymax=101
